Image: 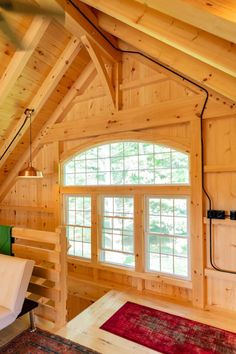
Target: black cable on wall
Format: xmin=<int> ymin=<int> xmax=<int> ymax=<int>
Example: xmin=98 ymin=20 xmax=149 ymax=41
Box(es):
xmin=0 ymin=114 xmax=29 ymax=161
xmin=68 ymin=0 xmax=236 ymax=275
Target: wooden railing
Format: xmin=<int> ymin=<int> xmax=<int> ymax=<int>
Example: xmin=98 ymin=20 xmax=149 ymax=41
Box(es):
xmin=12 ymin=226 xmax=67 ymax=329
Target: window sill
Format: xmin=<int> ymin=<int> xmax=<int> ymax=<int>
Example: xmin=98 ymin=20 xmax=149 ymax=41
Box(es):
xmin=67 ymin=256 xmax=192 ymax=289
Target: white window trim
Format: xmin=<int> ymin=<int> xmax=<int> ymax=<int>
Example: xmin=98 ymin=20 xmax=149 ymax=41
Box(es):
xmin=99 ymin=194 xmax=135 ymax=268
xmin=64 ymin=194 xmax=92 ymax=260
xmin=145 ymin=195 xmax=191 ymax=280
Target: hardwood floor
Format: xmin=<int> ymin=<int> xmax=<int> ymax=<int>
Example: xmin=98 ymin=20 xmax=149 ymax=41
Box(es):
xmin=0 ymin=311 xmax=54 ymax=347
xmin=0 ymin=315 xmax=29 ymax=347
xmin=1 ymin=290 xmax=236 ymax=353
xmin=57 ymin=289 xmax=236 ymax=354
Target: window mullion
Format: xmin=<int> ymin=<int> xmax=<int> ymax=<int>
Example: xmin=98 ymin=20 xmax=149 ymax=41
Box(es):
xmin=91 ymin=194 xmax=98 ymax=264
xmin=134 ymin=194 xmax=144 ymax=273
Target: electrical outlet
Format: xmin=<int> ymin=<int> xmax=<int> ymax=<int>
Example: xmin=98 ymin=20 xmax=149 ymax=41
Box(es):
xmin=207 ymin=210 xmax=225 ymax=219
xmin=230 ymin=211 xmax=236 ymax=220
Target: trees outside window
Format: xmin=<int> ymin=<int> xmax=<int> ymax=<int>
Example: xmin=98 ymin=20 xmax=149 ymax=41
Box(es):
xmin=63 ymin=141 xmax=190 ymax=279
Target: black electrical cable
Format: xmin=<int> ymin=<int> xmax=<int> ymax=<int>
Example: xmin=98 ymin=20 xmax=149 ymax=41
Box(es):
xmin=0 ymin=115 xmax=29 ymax=161
xmin=68 ymin=0 xmax=236 ymax=275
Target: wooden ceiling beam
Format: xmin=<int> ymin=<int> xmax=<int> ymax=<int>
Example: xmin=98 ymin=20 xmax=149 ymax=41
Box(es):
xmin=80 ymin=0 xmax=236 ymax=77
xmin=134 ymin=0 xmax=236 ymax=44
xmin=40 ymin=61 xmax=96 ymax=131
xmin=81 ymin=35 xmax=115 ymax=108
xmin=0 ymin=62 xmax=96 ymax=202
xmin=181 ymin=0 xmax=236 ymax=24
xmin=35 ymin=0 xmax=121 ymax=62
xmin=98 ymin=13 xmax=236 ymax=101
xmin=41 ymin=95 xmax=203 ymax=143
xmin=0 ymin=36 xmax=83 ymax=168
xmin=0 ymin=16 xmax=51 ymax=109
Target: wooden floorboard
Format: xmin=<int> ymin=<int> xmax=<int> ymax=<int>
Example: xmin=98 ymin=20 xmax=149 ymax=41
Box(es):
xmin=1 ymin=290 xmax=236 ymax=353
xmin=0 ymin=312 xmax=54 ymax=347
xmin=57 ymin=289 xmax=236 ymax=354
xmin=0 ymin=315 xmax=29 ymax=347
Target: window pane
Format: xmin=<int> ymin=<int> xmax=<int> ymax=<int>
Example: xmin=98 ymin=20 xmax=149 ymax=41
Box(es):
xmin=174 ymin=217 xmax=188 ymax=236
xmin=123 ymin=236 xmax=134 ymax=252
xmin=124 ymin=197 xmax=134 ymax=214
xmin=149 ymin=198 xmax=160 ymax=215
xmin=146 ymin=197 xmax=189 ymax=279
xmin=111 ymin=171 xmax=124 ymax=184
xmin=139 ymin=142 xmax=154 ymax=154
xmin=111 ymin=156 xmax=123 ymax=171
xmin=160 ymin=236 xmax=173 ymax=255
xmin=98 ymin=145 xmax=110 ymax=158
xmin=86 ymin=159 xmax=97 ymax=172
xmin=125 ymin=171 xmax=139 ymax=184
xmin=139 ymin=155 xmax=154 ymax=170
xmin=148 ymin=235 xmax=161 ymax=253
xmin=149 ymin=216 xmax=161 ymax=233
xmin=74 ymin=227 xmax=82 ymax=241
xmin=63 ymin=142 xmax=189 ymax=186
xmin=113 ymin=234 xmax=123 ymax=251
xmin=103 ymin=232 xmax=112 ymax=249
xmin=172 ymin=152 xmax=188 ymax=168
xmin=74 ymin=242 xmax=83 ymax=257
xmin=75 ymin=174 xmax=86 ymax=185
xmin=124 ymin=142 xmax=138 ymax=156
xmin=174 ymin=238 xmax=188 ymax=257
xmin=101 ymin=196 xmax=134 ymax=268
xmin=86 ymin=147 xmax=97 ymax=159
xmin=155 ymin=170 xmax=171 ymax=184
xmin=65 ymin=174 xmax=75 ymax=185
xmin=83 ymin=228 xmax=91 ymax=243
xmin=161 ymin=254 xmax=173 ymax=274
xmin=65 ymin=161 xmax=74 ymax=173
xmin=124 ymin=156 xmax=138 ymax=170
xmin=161 ymin=199 xmax=173 ymax=216
xmin=83 ymin=243 xmax=91 ymax=258
xmin=65 ymin=196 xmax=92 ymax=259
xmin=149 ymin=253 xmax=160 ymax=272
xmin=172 ymin=169 xmax=189 ymax=184
xmin=161 ymin=216 xmax=174 ymax=235
xmin=111 ymin=143 xmax=123 ymax=156
xmin=174 ymin=257 xmax=188 ymax=276
xmin=174 ymin=199 xmax=187 ymax=216
xmin=155 ymin=153 xmax=171 ymax=168
xmin=101 ymin=250 xmax=135 ymax=267
xmin=139 ymin=170 xmax=154 ymax=184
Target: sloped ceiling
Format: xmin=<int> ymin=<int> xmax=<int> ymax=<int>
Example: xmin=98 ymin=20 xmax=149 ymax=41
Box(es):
xmin=0 ymin=0 xmax=235 ymax=198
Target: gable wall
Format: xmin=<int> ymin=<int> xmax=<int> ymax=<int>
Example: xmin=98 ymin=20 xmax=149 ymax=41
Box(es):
xmin=1 ymin=55 xmax=236 ymax=317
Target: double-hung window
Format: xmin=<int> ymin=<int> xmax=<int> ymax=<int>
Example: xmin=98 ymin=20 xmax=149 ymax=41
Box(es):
xmin=146 ymin=196 xmax=189 ymax=277
xmin=101 ymin=196 xmax=135 ymax=267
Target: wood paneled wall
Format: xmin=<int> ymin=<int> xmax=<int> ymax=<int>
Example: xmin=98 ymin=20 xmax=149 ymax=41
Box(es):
xmin=1 ymin=55 xmax=236 ymax=317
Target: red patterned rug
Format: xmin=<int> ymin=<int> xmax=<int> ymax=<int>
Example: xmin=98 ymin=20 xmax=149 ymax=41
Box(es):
xmin=0 ymin=328 xmax=100 ymax=354
xmin=100 ymin=301 xmax=236 ymax=353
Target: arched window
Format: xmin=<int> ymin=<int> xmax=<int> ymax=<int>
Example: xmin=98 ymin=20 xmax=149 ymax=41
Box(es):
xmin=63 ymin=141 xmax=189 ymax=186
xmin=62 ymin=141 xmax=190 ymax=279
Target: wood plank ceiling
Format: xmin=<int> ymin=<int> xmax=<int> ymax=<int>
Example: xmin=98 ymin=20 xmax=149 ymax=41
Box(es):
xmin=0 ymin=0 xmax=235 ymax=189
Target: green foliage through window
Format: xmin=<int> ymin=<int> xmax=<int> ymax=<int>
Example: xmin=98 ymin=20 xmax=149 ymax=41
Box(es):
xmin=63 ymin=142 xmax=189 ymax=186
xmin=101 ymin=196 xmax=135 ymax=268
xmin=147 ymin=197 xmax=189 ymax=278
xmin=65 ymin=196 xmax=92 ymax=259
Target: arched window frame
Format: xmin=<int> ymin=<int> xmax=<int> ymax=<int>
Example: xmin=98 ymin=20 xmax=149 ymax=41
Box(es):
xmin=61 ymin=136 xmax=191 ymax=281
